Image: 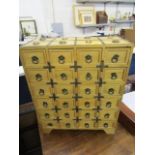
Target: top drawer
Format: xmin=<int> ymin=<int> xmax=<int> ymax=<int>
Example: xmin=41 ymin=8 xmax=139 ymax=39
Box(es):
xmin=48 ymin=49 xmax=74 ymax=68
xmin=20 ymin=50 xmax=47 ymax=68
xmin=76 ymin=48 xmax=101 ymax=67
xmin=103 ymin=48 xmax=131 ymax=67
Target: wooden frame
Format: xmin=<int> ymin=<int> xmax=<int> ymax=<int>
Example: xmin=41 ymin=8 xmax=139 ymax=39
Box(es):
xmin=73 ymin=5 xmax=95 ymax=26
xmin=20 ymin=19 xmax=38 ymax=36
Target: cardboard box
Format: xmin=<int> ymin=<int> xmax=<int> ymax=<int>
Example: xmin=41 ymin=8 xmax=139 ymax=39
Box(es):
xmin=120 ymin=28 xmax=135 ymax=45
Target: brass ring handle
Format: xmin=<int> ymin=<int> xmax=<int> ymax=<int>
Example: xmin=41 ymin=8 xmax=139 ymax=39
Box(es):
xmin=85 ymin=88 xmax=91 ymax=95
xmin=39 ymin=89 xmax=44 ymax=96
xmin=32 ymin=56 xmax=39 ymax=64
xmin=86 ymin=73 xmax=92 ymax=80
xmin=45 ymin=113 xmax=50 ymax=119
xmin=104 ymin=123 xmax=108 ymax=128
xmin=62 ymin=89 xmax=68 ymax=95
xmin=108 ymin=88 xmax=114 ymax=95
xmin=43 ymin=102 xmax=48 ymax=108
xmin=85 ymin=55 xmax=92 ymax=63
xmin=85 ymin=101 xmax=90 ymax=108
xmin=60 ymin=73 xmax=67 ymax=80
xmin=64 ymin=113 xmax=70 ymax=118
xmin=58 ymin=55 xmax=65 ymax=64
xmin=106 ymin=102 xmax=112 ymax=108
xmin=111 ymin=73 xmax=117 ymax=80
xmin=63 ymin=102 xmax=69 ymax=108
xmin=66 ymin=123 xmax=70 ymax=128
xmin=111 ymin=54 xmax=119 ymax=63
xmin=104 ymin=113 xmax=110 ymax=119
xmin=85 ymin=123 xmax=89 ymax=128
xmin=85 ymin=113 xmax=90 ymax=119
xmin=35 ymin=74 xmax=42 ymax=81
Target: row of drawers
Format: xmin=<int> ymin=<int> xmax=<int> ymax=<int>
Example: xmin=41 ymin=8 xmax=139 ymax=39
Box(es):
xmin=40 ymin=119 xmax=117 ymax=129
xmin=30 ymin=83 xmax=124 ymax=98
xmin=34 ymin=97 xmax=120 ymax=110
xmin=25 ymin=68 xmax=127 ymax=84
xmin=20 ymin=47 xmax=131 ymax=68
xmin=38 ymin=109 xmax=119 ymax=120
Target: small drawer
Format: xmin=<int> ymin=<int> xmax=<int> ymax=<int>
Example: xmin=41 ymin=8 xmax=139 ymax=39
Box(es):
xmin=54 ymin=85 xmax=74 ymax=98
xmin=97 ymin=121 xmax=115 ymax=129
xmin=78 ymin=69 xmax=99 ymax=83
xmin=21 ymin=50 xmax=47 ymax=68
xmin=55 ymin=99 xmax=75 ymax=109
xmin=78 ymin=120 xmax=94 ymax=129
xmin=60 ymin=120 xmax=75 ymax=129
xmin=31 ymin=85 xmax=53 ymax=98
xmin=103 ymin=48 xmax=131 ymax=67
xmin=97 ymin=110 xmax=118 ymax=120
xmin=58 ymin=110 xmax=75 ymax=119
xmin=34 ymin=99 xmax=55 ymax=110
xmin=99 ymin=97 xmax=121 ymax=109
xmin=78 ymin=85 xmax=98 ymax=98
xmin=77 ymin=99 xmax=97 ymax=109
xmin=37 ymin=110 xmax=57 ymax=120
xmin=77 ymin=110 xmax=96 ymax=119
xmin=101 ymin=68 xmax=127 ymax=83
xmin=40 ymin=120 xmax=61 ymax=129
xmin=48 ymin=49 xmax=74 ymax=68
xmin=53 ymin=69 xmax=75 ymax=83
xmin=76 ymin=48 xmax=101 ymax=67
xmin=100 ymin=84 xmax=123 ymax=96
xmin=26 ymin=69 xmax=50 ymax=84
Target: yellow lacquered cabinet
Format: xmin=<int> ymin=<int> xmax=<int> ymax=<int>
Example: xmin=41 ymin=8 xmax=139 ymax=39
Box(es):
xmin=20 ymin=36 xmax=133 ymax=134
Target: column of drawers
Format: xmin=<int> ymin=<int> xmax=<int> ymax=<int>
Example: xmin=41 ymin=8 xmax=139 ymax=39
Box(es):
xmin=20 ymin=36 xmax=133 ymax=134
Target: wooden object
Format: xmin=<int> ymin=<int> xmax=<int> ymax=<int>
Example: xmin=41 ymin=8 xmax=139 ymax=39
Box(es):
xmin=20 ymin=36 xmax=133 ymax=134
xmin=96 ymin=11 xmax=108 ymax=24
xmin=39 ymin=123 xmax=135 ymax=155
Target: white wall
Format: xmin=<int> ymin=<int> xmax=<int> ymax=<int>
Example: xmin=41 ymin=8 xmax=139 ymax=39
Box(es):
xmin=19 ymin=0 xmax=135 ymax=36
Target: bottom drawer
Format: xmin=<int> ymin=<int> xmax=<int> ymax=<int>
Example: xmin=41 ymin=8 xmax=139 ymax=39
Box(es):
xmin=40 ymin=120 xmax=61 ymax=129
xmin=97 ymin=121 xmax=116 ymax=129
xmin=60 ymin=120 xmax=75 ymax=129
xmin=77 ymin=120 xmax=94 ymax=129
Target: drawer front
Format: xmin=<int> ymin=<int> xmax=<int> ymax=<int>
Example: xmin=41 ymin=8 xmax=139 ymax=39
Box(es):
xmin=41 ymin=120 xmax=60 ymax=129
xmin=37 ymin=110 xmax=57 ymax=120
xmin=78 ymin=120 xmax=94 ymax=129
xmin=99 ymin=97 xmax=121 ymax=109
xmin=103 ymin=48 xmax=131 ymax=67
xmin=78 ymin=69 xmax=99 ymax=83
xmin=48 ymin=49 xmax=74 ymax=68
xmin=55 ymin=99 xmax=75 ymax=109
xmin=31 ymin=85 xmax=52 ymax=98
xmin=58 ymin=110 xmax=75 ymax=119
xmin=54 ymin=85 xmax=74 ymax=98
xmin=53 ymin=69 xmax=75 ymax=83
xmin=26 ymin=69 xmax=50 ymax=84
xmin=97 ymin=121 xmax=115 ymax=129
xmin=34 ymin=99 xmax=55 ymax=110
xmin=21 ymin=50 xmax=47 ymax=68
xmin=60 ymin=120 xmax=75 ymax=129
xmin=101 ymin=68 xmax=127 ymax=83
xmin=78 ymin=99 xmax=97 ymax=109
xmin=100 ymin=84 xmax=123 ymax=96
xmin=77 ymin=110 xmax=96 ymax=119
xmin=97 ymin=110 xmax=118 ymax=120
xmin=78 ymin=85 xmax=98 ymax=98
xmin=76 ymin=48 xmax=101 ymax=67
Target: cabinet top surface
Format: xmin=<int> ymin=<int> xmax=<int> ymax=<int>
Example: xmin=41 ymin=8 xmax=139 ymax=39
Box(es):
xmin=20 ymin=36 xmax=132 ymax=49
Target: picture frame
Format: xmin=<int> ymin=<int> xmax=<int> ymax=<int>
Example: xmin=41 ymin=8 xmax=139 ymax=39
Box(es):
xmin=20 ymin=19 xmax=38 ymax=36
xmin=73 ymin=5 xmax=95 ymax=26
xmin=79 ymin=10 xmax=96 ymax=25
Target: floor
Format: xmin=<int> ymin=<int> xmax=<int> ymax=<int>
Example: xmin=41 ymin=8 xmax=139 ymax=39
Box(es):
xmin=39 ymin=123 xmax=135 ymax=155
